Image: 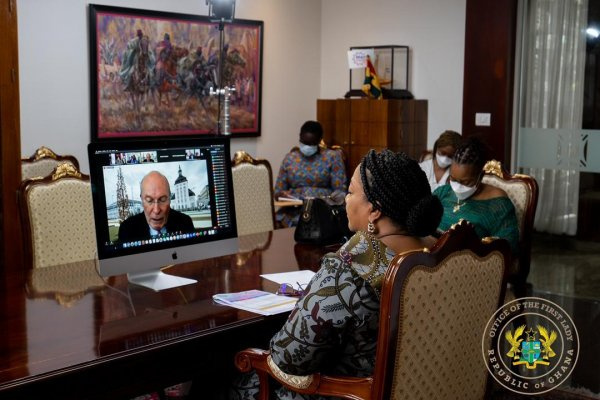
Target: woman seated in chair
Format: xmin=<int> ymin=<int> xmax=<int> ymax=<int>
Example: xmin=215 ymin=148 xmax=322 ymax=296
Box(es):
xmin=274 ymin=120 xmax=347 ymax=227
xmin=433 ymin=137 xmax=519 ymax=254
xmin=419 ymin=130 xmax=462 ymax=192
xmin=233 ymin=150 xmax=442 ymax=399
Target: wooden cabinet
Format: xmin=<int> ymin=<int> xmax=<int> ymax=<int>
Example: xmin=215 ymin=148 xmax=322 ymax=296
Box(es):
xmin=317 ymin=99 xmax=427 ymax=174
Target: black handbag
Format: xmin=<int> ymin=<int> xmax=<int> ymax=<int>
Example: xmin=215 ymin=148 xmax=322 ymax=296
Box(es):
xmin=294 ymin=197 xmax=352 ymax=245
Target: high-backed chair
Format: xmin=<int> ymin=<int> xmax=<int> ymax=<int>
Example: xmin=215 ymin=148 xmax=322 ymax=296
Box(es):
xmin=19 ymin=163 xmax=97 ymax=269
xmin=21 ymin=146 xmax=80 ymax=180
xmin=231 ymin=151 xmax=275 ymax=236
xmin=482 ymin=160 xmax=538 ymax=283
xmin=235 ymin=220 xmax=510 ymax=400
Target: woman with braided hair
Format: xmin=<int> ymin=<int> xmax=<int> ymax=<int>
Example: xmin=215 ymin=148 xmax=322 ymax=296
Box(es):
xmin=433 ymin=137 xmax=519 ymax=254
xmin=231 ymin=150 xmax=442 ymax=400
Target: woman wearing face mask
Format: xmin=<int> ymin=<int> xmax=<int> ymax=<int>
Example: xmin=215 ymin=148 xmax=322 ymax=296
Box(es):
xmin=419 ymin=130 xmax=462 ymax=192
xmin=274 ymin=120 xmax=347 ymax=227
xmin=433 ymin=137 xmax=519 ymax=254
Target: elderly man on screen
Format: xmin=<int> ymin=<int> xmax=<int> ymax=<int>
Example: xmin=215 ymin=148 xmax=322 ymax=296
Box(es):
xmin=118 ymin=171 xmax=194 ymax=242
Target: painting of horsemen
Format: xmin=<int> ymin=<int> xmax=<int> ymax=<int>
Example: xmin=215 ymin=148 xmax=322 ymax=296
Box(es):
xmin=89 ymin=5 xmax=263 ymax=140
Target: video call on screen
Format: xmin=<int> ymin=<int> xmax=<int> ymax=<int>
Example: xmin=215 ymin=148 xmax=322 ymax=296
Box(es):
xmin=96 ymin=144 xmax=232 ymax=249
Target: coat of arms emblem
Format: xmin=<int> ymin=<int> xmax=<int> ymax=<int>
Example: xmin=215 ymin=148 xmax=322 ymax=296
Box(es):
xmin=505 ymin=325 xmax=557 ymax=369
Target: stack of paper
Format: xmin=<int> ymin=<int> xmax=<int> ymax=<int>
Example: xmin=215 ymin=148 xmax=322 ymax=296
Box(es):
xmin=277 ymin=196 xmax=301 ymax=202
xmin=260 ymin=270 xmax=315 ymax=287
xmin=213 ymin=290 xmax=299 ymax=316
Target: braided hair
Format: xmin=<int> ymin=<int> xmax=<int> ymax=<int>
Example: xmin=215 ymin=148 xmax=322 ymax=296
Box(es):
xmin=453 ymin=136 xmax=489 ymax=171
xmin=360 ymin=150 xmax=442 ymax=237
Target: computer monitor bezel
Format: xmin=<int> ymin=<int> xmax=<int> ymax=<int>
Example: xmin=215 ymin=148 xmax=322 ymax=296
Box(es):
xmin=88 ymin=137 xmax=238 ymax=290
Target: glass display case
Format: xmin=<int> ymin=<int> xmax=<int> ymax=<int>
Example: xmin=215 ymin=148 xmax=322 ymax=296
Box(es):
xmin=346 ymin=45 xmax=413 ymax=99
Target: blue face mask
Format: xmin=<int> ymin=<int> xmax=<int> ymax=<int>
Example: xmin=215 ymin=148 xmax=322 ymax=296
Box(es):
xmin=299 ymin=143 xmax=318 ymax=157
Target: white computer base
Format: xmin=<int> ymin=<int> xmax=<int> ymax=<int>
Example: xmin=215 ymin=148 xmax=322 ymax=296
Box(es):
xmin=127 ymin=270 xmax=197 ymax=291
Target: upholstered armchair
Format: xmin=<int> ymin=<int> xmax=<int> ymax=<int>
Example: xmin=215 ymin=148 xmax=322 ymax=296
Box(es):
xmin=235 ymin=220 xmax=510 ymax=400
xmin=231 ymin=151 xmax=275 ymax=236
xmin=21 ymin=146 xmax=80 ymax=180
xmin=482 ymin=160 xmax=539 ymax=283
xmin=19 ymin=163 xmax=97 ymax=269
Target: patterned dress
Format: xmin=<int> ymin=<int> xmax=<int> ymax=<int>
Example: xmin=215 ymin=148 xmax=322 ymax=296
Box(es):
xmin=231 ymin=231 xmax=395 ymax=400
xmin=434 ymin=184 xmax=519 ymax=254
xmin=274 ymin=148 xmax=347 ymax=227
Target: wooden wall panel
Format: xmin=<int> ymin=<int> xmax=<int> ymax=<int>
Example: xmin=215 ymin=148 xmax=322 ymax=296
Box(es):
xmin=0 ymin=0 xmax=23 ymax=281
xmin=462 ymin=0 xmax=518 ymax=164
xmin=318 ymin=99 xmax=428 ymax=174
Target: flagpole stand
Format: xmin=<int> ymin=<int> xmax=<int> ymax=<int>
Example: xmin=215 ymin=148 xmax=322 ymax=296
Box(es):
xmin=344 ymin=90 xmax=368 ymax=98
xmin=344 ymin=88 xmax=414 ymax=99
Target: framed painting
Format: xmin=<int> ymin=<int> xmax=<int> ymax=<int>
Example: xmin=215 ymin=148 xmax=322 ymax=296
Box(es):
xmin=89 ymin=4 xmax=263 ymax=140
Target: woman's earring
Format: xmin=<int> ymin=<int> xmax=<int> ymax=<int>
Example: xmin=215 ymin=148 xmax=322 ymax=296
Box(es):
xmin=367 ymin=221 xmax=377 ymax=234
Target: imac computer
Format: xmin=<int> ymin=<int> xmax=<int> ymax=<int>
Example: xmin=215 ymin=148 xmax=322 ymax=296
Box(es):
xmin=88 ymin=137 xmax=238 ymax=291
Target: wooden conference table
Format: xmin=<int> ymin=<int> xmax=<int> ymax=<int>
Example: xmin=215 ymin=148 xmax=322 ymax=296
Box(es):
xmin=0 ymin=228 xmax=338 ymax=399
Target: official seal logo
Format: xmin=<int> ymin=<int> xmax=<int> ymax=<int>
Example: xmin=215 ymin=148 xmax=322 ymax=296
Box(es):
xmin=482 ymin=297 xmax=579 ymax=395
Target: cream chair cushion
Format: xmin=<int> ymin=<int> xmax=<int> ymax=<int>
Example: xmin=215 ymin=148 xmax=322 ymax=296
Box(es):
xmin=27 ymin=179 xmax=97 ymax=268
xmin=482 ymin=174 xmax=530 ymax=235
xmin=232 ymin=163 xmax=274 ymax=236
xmin=391 ymin=250 xmax=504 ymax=400
xmin=22 ymin=158 xmax=77 ymax=181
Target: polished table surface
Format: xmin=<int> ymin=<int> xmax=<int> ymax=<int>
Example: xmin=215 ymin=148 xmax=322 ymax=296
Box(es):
xmin=0 ymin=228 xmax=338 ymax=399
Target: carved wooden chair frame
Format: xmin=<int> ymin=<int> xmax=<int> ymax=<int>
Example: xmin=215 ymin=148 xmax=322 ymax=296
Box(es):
xmin=235 ymin=220 xmax=510 ymax=400
xmin=21 ymin=146 xmax=80 ymax=179
xmin=482 ymin=160 xmax=539 ymax=283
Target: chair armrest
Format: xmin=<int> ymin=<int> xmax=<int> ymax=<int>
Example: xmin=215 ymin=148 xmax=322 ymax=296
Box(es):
xmin=235 ymin=348 xmax=373 ymax=400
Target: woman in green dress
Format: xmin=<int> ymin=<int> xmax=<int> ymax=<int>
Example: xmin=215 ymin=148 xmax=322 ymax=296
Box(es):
xmin=433 ymin=137 xmax=519 ymax=254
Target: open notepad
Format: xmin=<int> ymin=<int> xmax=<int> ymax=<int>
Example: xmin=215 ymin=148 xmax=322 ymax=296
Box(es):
xmin=212 ymin=290 xmax=299 ymax=316
xmin=213 ymin=271 xmax=316 ymax=315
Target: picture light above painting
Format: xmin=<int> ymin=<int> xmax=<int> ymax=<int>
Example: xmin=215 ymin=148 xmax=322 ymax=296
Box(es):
xmin=88 ymin=4 xmax=263 ymax=140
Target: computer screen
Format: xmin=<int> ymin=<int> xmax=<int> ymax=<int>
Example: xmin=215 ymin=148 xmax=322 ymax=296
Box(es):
xmin=88 ymin=137 xmax=238 ymax=291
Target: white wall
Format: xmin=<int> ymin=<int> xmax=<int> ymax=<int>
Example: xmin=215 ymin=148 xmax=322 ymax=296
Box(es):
xmin=18 ymin=0 xmax=322 ymax=173
xmin=18 ymin=0 xmax=465 ymax=174
xmin=320 ymin=0 xmax=466 ymax=147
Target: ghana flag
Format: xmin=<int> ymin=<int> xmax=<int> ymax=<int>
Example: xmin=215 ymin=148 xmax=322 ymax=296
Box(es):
xmin=362 ymin=56 xmax=382 ymax=99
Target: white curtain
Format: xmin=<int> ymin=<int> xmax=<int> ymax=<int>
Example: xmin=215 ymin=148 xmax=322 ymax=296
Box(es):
xmin=520 ymin=0 xmax=587 ymax=235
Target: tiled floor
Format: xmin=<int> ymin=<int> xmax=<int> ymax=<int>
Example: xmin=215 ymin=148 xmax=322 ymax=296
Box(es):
xmin=493 ymin=233 xmax=600 ymax=399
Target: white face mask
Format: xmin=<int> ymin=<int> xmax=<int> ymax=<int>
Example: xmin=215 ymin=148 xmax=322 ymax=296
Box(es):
xmin=450 ymin=180 xmax=478 ymax=201
xmin=436 ymin=153 xmax=452 ymax=169
xmin=299 ymin=143 xmax=318 ymax=157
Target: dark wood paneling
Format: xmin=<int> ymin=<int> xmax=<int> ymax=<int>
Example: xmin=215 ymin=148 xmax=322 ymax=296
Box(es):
xmin=462 ymin=0 xmax=518 ymax=164
xmin=318 ymin=99 xmax=428 ymax=174
xmin=0 ymin=2 xmax=25 ymax=383
xmin=0 ymin=0 xmax=22 ymax=279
